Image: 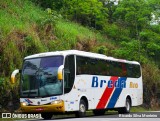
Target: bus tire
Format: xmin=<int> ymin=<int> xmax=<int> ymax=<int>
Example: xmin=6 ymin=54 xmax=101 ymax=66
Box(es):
xmin=118 ymin=98 xmax=131 ymax=114
xmin=75 ymin=100 xmax=87 ymax=118
xmin=41 ymin=112 xmax=53 ymax=120
xmin=93 ymin=109 xmax=106 ymax=116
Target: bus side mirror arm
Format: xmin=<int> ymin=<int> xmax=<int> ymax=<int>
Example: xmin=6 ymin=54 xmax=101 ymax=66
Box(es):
xmin=11 ymin=69 xmax=20 ymax=84
xmin=58 ymin=65 xmax=64 ymax=81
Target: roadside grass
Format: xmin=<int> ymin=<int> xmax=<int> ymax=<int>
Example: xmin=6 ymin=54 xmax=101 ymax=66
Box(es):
xmin=131 ymin=107 xmax=149 ymax=112
xmin=0 ymin=0 xmax=112 ymax=53
xmin=0 ymin=0 xmax=45 ymax=36
xmin=131 ymin=106 xmax=158 ymax=112
xmin=55 ymin=20 xmax=105 ymax=42
xmin=54 ymin=20 xmax=108 ymax=50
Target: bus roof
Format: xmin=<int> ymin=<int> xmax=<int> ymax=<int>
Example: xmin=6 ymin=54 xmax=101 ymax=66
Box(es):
xmin=24 ymin=50 xmax=140 ymax=65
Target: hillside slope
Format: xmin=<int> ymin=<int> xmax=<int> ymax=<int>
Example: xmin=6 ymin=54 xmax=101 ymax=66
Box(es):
xmin=0 ymin=0 xmax=115 ymax=77
xmin=0 ymin=0 xmax=116 ymax=110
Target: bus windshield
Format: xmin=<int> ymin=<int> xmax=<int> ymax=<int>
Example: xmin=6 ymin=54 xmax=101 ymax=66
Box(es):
xmin=21 ymin=56 xmax=63 ymax=98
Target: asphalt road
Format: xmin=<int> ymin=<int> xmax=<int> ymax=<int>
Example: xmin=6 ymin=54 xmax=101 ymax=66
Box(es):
xmin=50 ymin=118 xmax=160 ymax=121
xmin=17 ymin=112 xmax=160 ymax=121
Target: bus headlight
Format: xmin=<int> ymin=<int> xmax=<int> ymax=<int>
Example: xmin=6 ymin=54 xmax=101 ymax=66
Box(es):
xmin=22 ymin=102 xmax=28 ymax=106
xmin=51 ymin=100 xmax=63 ymax=104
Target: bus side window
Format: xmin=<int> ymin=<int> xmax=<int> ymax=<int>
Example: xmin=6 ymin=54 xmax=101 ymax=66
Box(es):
xmin=76 ymin=56 xmax=81 ymax=75
xmin=126 ymin=64 xmax=133 ymax=77
xmin=76 ymin=56 xmax=87 ymax=75
xmin=126 ymin=64 xmax=141 ymax=78
xmin=92 ymin=59 xmax=99 ymax=75
xmin=115 ymin=62 xmax=122 ymax=76
xmin=97 ymin=59 xmax=108 ymax=75
xmin=108 ymin=61 xmax=125 ymax=77
xmin=64 ymin=55 xmax=75 ymax=94
xmin=132 ymin=64 xmax=141 ymax=78
xmin=105 ymin=60 xmax=110 ymax=75
xmin=121 ymin=63 xmax=127 ymax=77
xmin=109 ymin=61 xmax=116 ymax=76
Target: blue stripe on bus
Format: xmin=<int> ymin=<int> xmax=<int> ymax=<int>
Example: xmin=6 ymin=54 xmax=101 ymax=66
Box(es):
xmin=107 ymin=77 xmax=127 ymax=108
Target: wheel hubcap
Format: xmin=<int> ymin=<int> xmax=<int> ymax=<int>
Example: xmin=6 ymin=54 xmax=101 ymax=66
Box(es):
xmin=126 ymin=101 xmax=130 ymax=111
xmin=80 ymin=104 xmax=85 ymax=112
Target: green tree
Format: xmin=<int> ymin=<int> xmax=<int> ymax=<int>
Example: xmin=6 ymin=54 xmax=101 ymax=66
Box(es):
xmin=60 ymin=0 xmax=108 ymax=29
xmin=31 ymin=0 xmax=54 ymax=8
xmin=113 ymin=0 xmax=152 ymax=38
xmin=139 ymin=28 xmax=160 ymax=66
xmin=113 ymin=40 xmax=147 ymax=63
xmin=99 ymin=0 xmax=118 ymax=23
xmin=148 ymin=0 xmax=160 ymax=25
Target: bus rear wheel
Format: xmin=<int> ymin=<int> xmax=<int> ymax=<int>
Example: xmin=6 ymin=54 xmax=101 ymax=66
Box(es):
xmin=118 ymin=98 xmax=131 ymax=114
xmin=41 ymin=112 xmax=53 ymax=120
xmin=75 ymin=100 xmax=87 ymax=118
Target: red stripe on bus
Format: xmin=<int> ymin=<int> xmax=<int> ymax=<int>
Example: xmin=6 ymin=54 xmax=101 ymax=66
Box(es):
xmin=96 ymin=76 xmax=118 ymax=109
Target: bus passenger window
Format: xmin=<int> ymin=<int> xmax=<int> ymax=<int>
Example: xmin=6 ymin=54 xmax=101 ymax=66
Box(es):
xmin=64 ymin=55 xmax=75 ymax=94
xmin=126 ymin=64 xmax=141 ymax=78
xmin=121 ymin=63 xmax=127 ymax=77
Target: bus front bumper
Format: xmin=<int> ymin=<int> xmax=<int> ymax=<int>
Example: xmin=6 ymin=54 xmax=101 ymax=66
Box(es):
xmin=20 ymin=101 xmax=65 ymax=113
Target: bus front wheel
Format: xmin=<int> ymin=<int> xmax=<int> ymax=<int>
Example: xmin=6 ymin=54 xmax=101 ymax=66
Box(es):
xmin=75 ymin=100 xmax=87 ymax=118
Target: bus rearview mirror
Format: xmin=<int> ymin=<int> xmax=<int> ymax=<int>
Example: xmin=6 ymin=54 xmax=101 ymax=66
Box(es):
xmin=11 ymin=69 xmax=20 ymax=84
xmin=58 ymin=65 xmax=64 ymax=81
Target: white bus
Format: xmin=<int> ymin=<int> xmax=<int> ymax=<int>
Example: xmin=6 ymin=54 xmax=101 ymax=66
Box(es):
xmin=11 ymin=50 xmax=143 ymax=119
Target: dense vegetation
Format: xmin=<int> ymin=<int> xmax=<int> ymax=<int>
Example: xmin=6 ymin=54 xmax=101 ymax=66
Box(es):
xmin=0 ymin=0 xmax=160 ymax=112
